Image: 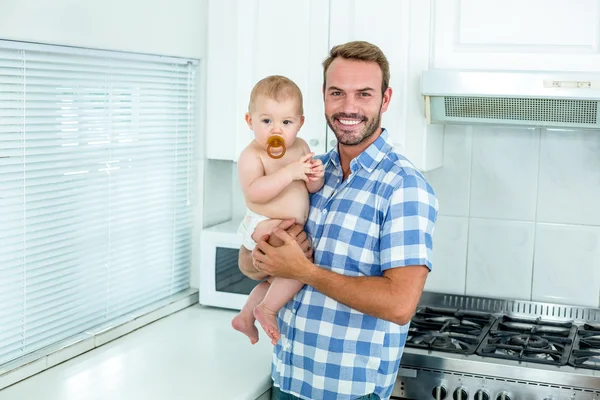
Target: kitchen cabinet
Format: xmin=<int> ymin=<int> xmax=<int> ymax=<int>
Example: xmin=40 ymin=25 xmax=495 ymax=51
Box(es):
xmin=432 ymin=0 xmax=600 ymax=72
xmin=329 ymin=0 xmax=443 ymax=170
xmin=206 ymin=0 xmax=443 ymax=171
xmin=205 ymin=0 xmax=329 ymax=161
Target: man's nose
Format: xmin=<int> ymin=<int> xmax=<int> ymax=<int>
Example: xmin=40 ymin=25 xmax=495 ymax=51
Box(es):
xmin=341 ymin=96 xmax=359 ymax=114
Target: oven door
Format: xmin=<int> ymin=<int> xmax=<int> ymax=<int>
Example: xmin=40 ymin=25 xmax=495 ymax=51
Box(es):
xmin=199 ymin=228 xmax=261 ymax=310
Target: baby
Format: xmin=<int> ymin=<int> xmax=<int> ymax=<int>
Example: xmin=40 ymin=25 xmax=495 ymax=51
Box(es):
xmin=231 ymin=75 xmax=324 ymax=345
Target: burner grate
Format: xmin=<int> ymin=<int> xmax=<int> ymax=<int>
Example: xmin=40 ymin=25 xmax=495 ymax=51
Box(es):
xmin=475 ymin=315 xmax=577 ymax=366
xmin=406 ymin=306 xmax=496 ymax=355
xmin=569 ymin=323 xmax=600 ymax=370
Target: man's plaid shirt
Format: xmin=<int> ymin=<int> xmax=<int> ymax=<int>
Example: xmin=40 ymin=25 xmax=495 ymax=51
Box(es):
xmin=271 ymin=129 xmax=439 ymax=400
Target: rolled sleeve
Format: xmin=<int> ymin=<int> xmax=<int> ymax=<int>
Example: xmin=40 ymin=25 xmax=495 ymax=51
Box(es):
xmin=380 ymin=174 xmax=438 ymax=271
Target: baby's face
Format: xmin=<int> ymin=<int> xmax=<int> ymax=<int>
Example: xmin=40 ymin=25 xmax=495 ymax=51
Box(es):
xmin=245 ymin=96 xmax=304 ymax=152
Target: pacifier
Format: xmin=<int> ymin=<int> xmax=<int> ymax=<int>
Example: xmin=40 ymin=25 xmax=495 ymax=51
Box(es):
xmin=266 ymin=136 xmax=286 ymax=159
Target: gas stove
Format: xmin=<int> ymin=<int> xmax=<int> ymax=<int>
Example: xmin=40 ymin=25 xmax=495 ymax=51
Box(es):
xmin=392 ymin=293 xmax=600 ymax=400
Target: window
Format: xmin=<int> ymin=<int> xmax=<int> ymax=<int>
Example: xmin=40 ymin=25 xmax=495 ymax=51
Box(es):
xmin=0 ymin=40 xmax=197 ymax=366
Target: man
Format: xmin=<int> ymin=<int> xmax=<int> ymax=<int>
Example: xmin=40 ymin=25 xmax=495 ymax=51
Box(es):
xmin=239 ymin=41 xmax=438 ymax=400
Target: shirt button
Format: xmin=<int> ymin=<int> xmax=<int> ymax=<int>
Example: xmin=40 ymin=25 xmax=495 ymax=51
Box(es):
xmin=322 ymin=209 xmax=327 ymax=214
xmin=337 ymin=178 xmax=341 ymax=183
xmin=292 ymin=308 xmax=296 ymax=314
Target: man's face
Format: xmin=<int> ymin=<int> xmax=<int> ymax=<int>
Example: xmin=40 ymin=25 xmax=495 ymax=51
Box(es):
xmin=323 ymin=58 xmax=391 ymax=146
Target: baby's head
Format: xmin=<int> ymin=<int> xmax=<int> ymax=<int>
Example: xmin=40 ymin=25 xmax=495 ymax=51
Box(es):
xmin=248 ymin=75 xmax=303 ymax=115
xmin=246 ymin=75 xmax=305 ymax=155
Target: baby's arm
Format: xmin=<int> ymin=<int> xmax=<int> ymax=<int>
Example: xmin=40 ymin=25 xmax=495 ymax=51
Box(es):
xmin=238 ymin=147 xmax=313 ymax=204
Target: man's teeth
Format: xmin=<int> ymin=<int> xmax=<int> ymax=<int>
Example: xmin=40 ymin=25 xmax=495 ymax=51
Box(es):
xmin=339 ymin=119 xmax=361 ymax=126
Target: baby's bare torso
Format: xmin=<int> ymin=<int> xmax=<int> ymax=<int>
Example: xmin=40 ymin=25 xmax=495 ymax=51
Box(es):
xmin=246 ymin=140 xmax=310 ymax=225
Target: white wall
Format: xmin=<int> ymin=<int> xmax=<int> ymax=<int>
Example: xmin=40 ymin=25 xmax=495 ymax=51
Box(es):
xmin=0 ymin=0 xmax=207 ymax=58
xmin=423 ymin=126 xmax=600 ymax=308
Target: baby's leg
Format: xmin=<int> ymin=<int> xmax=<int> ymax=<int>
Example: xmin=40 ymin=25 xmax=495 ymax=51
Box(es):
xmin=231 ymin=281 xmax=269 ymax=344
xmin=254 ymin=278 xmax=305 ymax=345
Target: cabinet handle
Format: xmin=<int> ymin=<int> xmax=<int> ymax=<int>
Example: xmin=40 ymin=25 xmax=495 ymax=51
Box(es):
xmin=309 ymin=139 xmax=319 ymax=146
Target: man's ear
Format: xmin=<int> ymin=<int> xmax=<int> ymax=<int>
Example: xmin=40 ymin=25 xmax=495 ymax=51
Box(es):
xmin=245 ymin=112 xmax=253 ymax=129
xmin=380 ymin=87 xmax=393 ymax=114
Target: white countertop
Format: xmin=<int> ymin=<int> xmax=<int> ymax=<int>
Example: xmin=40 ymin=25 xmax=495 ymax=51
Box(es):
xmin=0 ymin=305 xmax=274 ymax=400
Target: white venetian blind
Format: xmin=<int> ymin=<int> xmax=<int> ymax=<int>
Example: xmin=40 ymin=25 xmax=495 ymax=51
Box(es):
xmin=0 ymin=40 xmax=196 ymax=365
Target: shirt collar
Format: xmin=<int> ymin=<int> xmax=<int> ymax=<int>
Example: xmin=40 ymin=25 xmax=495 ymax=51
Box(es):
xmin=354 ymin=128 xmax=391 ymax=173
xmin=328 ymin=128 xmax=391 ymax=173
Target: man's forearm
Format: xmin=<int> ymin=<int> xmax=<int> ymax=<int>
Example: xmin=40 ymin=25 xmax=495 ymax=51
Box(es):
xmin=238 ymin=246 xmax=268 ymax=281
xmin=299 ymin=260 xmax=427 ymax=325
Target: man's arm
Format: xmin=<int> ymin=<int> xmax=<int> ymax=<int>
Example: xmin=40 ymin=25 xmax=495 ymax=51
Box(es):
xmin=253 ymin=174 xmax=438 ymax=325
xmin=238 ymin=219 xmax=313 ymax=281
xmin=253 ymin=229 xmax=427 ymax=325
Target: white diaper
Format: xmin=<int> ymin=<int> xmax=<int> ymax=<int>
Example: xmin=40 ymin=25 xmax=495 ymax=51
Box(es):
xmin=237 ymin=209 xmax=270 ymax=250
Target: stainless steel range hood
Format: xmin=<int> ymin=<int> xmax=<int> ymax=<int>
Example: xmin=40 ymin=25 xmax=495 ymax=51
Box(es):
xmin=421 ymin=69 xmax=600 ymax=129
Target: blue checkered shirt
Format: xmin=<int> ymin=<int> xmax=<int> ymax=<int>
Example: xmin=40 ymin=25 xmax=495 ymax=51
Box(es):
xmin=271 ymin=129 xmax=439 ymax=400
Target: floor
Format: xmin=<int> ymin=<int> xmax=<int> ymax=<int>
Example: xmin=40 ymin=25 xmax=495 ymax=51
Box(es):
xmin=0 ymin=305 xmax=273 ymax=400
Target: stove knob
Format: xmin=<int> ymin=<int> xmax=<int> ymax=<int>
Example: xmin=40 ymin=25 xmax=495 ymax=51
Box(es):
xmin=495 ymin=393 xmax=512 ymax=400
xmin=453 ymin=388 xmax=468 ymax=400
xmin=431 ymin=385 xmax=448 ymax=399
xmin=474 ymin=390 xmax=490 ymax=400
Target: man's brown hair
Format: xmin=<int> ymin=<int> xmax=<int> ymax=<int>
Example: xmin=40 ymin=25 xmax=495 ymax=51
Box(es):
xmin=248 ymin=75 xmax=303 ymax=114
xmin=322 ymin=41 xmax=390 ymax=94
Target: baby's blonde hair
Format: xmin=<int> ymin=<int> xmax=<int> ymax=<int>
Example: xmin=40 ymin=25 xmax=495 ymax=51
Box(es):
xmin=248 ymin=75 xmax=304 ymax=115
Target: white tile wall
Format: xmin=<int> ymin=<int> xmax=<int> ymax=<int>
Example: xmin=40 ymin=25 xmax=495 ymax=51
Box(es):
xmin=423 ymin=126 xmax=473 ymax=217
xmin=532 ymin=223 xmax=600 ymax=307
xmin=469 ymin=127 xmax=540 ymax=221
xmin=425 ymin=126 xmax=600 ymax=308
xmin=537 ymin=129 xmax=600 ymax=226
xmin=424 ymin=216 xmax=468 ymax=294
xmin=466 ymin=218 xmax=535 ymax=300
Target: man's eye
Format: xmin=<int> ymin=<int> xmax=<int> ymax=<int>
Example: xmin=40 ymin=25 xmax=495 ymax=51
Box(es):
xmin=331 ymin=91 xmax=341 ymax=96
xmin=360 ymin=92 xmax=371 ymax=97
xmin=261 ymin=119 xmax=271 ymax=124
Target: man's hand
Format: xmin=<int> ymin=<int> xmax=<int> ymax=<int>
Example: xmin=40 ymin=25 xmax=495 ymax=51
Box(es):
xmin=269 ymin=220 xmax=313 ymax=259
xmin=239 ymin=219 xmax=312 ymax=280
xmin=253 ymin=226 xmax=317 ymax=282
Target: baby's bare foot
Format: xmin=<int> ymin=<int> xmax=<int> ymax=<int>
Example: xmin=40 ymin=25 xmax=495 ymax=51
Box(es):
xmin=231 ymin=313 xmax=259 ymax=344
xmin=253 ymin=304 xmax=280 ymax=345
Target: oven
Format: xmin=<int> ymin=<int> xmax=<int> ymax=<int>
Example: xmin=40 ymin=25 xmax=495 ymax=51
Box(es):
xmin=392 ymin=293 xmax=600 ymax=400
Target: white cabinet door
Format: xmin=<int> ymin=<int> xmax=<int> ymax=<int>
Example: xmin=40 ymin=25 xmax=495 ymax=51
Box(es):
xmin=432 ymin=0 xmax=600 ymax=71
xmin=329 ymin=0 xmax=443 ymax=171
xmin=206 ymin=0 xmax=330 ymax=161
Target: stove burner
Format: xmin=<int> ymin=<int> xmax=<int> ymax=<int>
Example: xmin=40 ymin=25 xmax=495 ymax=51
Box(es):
xmin=405 ymin=306 xmax=495 ymax=355
xmin=475 ymin=315 xmax=577 ymax=366
xmin=569 ymin=323 xmax=600 ymax=370
xmin=434 ymin=337 xmax=457 ymax=349
xmin=508 ymin=334 xmax=549 ymax=349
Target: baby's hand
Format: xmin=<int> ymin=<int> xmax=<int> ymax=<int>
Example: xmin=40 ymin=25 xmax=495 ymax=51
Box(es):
xmin=307 ymin=158 xmax=324 ymax=182
xmin=285 ymin=153 xmax=314 ymax=182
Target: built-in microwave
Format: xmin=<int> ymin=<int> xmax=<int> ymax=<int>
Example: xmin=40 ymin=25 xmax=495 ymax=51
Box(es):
xmin=199 ymin=219 xmax=256 ymax=310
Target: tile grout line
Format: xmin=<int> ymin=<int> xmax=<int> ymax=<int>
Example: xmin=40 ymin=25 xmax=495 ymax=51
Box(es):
xmin=463 ymin=126 xmax=475 ymax=296
xmin=529 ymin=127 xmax=544 ymax=303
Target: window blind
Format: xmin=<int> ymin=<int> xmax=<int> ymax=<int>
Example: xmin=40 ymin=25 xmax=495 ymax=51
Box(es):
xmin=0 ymin=40 xmax=196 ymax=366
